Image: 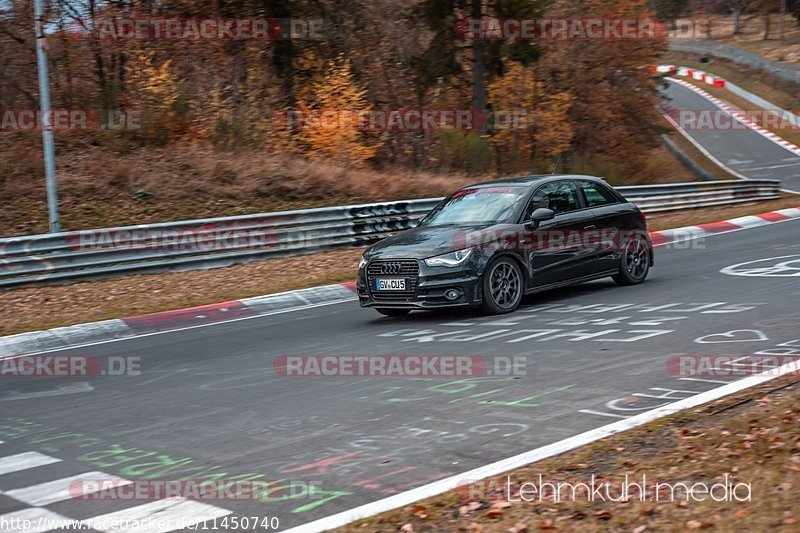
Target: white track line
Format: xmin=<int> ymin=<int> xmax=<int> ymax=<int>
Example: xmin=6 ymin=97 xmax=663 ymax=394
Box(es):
xmin=3 ymin=471 xmax=131 ymax=507
xmin=286 ymin=359 xmax=799 ymax=532
xmin=86 ymin=498 xmax=232 ymax=533
xmin=0 ymin=508 xmax=71 ymax=533
xmin=0 ymin=452 xmax=60 ymax=476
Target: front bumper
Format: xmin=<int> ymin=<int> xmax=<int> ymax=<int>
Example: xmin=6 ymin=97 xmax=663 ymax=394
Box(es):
xmin=358 ymin=259 xmax=482 ymax=309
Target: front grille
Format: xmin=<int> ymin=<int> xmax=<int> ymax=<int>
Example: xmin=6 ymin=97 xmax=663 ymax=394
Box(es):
xmin=367 ymin=260 xmax=419 ymax=301
xmin=367 ymin=260 xmax=419 ymax=277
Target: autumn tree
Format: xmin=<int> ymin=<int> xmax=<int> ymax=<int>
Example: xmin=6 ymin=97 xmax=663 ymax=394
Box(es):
xmin=297 ymin=54 xmax=376 ymax=166
xmin=487 ymin=62 xmax=574 ymax=173
xmin=412 ymin=0 xmax=546 ymax=171
xmin=542 ymin=0 xmax=668 ymax=182
xmin=126 ymin=51 xmax=181 ymax=142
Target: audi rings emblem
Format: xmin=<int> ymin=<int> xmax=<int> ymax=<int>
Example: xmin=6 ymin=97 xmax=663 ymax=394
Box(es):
xmin=381 ymin=262 xmax=402 ymax=275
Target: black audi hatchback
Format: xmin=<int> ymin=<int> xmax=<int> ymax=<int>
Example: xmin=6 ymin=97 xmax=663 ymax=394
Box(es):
xmin=357 ymin=175 xmax=653 ymax=316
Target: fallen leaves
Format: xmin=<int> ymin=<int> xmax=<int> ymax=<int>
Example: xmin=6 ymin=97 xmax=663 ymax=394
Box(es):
xmin=594 ymin=510 xmax=612 ymax=521
xmin=411 ymin=505 xmax=427 ymax=519
xmin=467 ymin=502 xmax=482 ymax=512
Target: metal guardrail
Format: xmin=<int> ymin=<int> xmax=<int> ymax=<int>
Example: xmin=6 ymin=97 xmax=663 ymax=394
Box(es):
xmin=668 ymin=40 xmax=800 ymax=85
xmin=0 ymin=179 xmax=781 ymax=288
xmin=660 ymin=134 xmax=716 ymax=182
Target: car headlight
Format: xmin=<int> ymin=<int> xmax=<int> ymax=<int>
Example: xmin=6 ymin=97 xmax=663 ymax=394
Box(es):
xmin=358 ymin=256 xmax=368 ymax=269
xmin=424 ymin=248 xmax=473 ymax=268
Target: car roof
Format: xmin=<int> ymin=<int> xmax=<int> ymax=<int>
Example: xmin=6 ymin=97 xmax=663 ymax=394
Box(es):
xmin=464 ymin=174 xmax=607 ymax=189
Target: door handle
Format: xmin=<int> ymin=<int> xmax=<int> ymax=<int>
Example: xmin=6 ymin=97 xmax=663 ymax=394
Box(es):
xmin=583 ymin=225 xmax=597 ymax=230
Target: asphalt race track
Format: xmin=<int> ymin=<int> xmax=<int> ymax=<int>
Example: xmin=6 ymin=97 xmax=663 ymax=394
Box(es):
xmin=2 ymin=81 xmax=800 ymax=530
xmin=661 ymin=79 xmax=800 ymax=193
xmin=2 ymin=218 xmax=800 ymax=530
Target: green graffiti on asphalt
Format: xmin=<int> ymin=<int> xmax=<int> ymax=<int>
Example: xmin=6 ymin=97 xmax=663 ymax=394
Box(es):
xmin=1 ymin=417 xmax=351 ymax=513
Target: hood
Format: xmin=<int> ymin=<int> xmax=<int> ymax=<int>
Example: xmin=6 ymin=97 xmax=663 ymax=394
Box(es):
xmin=365 ymin=223 xmax=511 ymax=260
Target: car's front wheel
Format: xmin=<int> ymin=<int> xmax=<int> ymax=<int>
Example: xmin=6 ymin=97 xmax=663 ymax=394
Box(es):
xmin=613 ymin=235 xmax=650 ymax=285
xmin=481 ymin=257 xmax=523 ymax=314
xmin=376 ymin=308 xmax=411 ymax=317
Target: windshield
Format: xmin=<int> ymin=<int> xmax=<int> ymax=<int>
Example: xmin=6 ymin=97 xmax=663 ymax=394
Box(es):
xmin=419 ymin=187 xmax=526 ymax=226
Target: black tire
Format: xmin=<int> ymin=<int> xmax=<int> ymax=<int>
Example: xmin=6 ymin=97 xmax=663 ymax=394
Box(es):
xmin=480 ymin=256 xmax=524 ymax=315
xmin=613 ymin=234 xmax=651 ymax=286
xmin=376 ymin=308 xmax=411 ymax=317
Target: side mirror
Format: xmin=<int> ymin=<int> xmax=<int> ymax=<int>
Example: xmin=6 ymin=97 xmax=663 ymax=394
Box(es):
xmin=524 ymin=208 xmax=555 ymax=230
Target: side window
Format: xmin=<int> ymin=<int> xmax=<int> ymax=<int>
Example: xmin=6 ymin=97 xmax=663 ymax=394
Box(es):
xmin=526 ymin=181 xmax=580 ymax=218
xmin=579 ymin=181 xmax=618 ymax=207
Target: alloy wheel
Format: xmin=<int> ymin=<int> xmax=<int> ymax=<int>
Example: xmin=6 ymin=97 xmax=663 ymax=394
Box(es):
xmin=624 ymin=237 xmax=649 ymax=279
xmin=489 ymin=262 xmax=522 ymax=309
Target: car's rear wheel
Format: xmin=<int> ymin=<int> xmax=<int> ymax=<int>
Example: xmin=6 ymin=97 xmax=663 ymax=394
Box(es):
xmin=481 ymin=257 xmax=523 ymax=314
xmin=613 ymin=235 xmax=650 ymax=285
xmin=376 ymin=308 xmax=411 ymax=317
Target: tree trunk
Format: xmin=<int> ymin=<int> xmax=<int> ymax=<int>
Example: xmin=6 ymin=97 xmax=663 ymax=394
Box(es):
xmin=87 ymin=0 xmax=109 ymax=110
xmin=779 ymin=0 xmax=787 ymax=40
xmin=471 ymin=0 xmax=487 ymax=171
xmin=764 ymin=13 xmax=771 ymax=40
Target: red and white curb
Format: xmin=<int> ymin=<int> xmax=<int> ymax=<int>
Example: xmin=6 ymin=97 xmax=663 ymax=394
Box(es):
xmin=649 ymin=206 xmax=800 ymax=246
xmin=655 ymin=64 xmax=800 ymax=158
xmin=0 ymin=283 xmax=358 ymax=358
xmin=3 ymin=206 xmax=800 ymax=359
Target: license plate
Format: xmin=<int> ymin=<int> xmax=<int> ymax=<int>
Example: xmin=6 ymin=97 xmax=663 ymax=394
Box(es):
xmin=376 ymin=278 xmax=406 ymax=291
